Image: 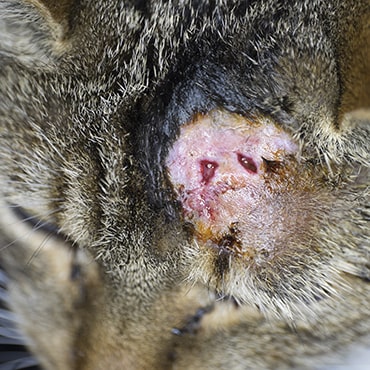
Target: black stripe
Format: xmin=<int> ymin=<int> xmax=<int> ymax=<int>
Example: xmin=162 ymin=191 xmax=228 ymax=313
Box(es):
xmin=9 ymin=205 xmax=60 ymax=235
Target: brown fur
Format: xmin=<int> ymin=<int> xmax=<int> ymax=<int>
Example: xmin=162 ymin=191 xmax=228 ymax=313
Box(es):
xmin=0 ymin=1 xmax=369 ymax=369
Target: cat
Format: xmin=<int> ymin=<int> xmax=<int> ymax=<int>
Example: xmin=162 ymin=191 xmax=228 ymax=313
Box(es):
xmin=0 ymin=0 xmax=369 ymax=369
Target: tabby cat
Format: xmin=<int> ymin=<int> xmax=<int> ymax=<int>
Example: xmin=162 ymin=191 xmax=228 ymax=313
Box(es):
xmin=0 ymin=0 xmax=369 ymax=369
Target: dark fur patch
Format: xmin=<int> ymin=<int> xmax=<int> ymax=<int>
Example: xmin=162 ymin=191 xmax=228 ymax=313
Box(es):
xmin=214 ymin=250 xmax=231 ymax=277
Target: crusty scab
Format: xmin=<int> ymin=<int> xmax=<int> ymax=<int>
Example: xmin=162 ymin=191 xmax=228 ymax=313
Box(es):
xmin=165 ymin=108 xmax=343 ymax=312
xmin=261 ymin=157 xmax=282 ymax=173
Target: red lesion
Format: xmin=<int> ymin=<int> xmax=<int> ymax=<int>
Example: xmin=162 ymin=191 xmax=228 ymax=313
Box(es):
xmin=200 ymin=160 xmax=219 ymax=185
xmin=237 ymin=153 xmax=257 ymax=174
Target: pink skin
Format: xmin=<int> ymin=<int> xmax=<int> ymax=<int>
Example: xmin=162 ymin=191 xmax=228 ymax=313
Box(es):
xmin=166 ymin=110 xmax=298 ymax=256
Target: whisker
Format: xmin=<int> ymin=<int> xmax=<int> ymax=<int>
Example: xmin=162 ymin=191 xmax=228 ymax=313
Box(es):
xmin=26 ymin=231 xmax=59 ymax=266
xmin=0 ymin=208 xmax=64 ymax=253
xmin=8 ymin=206 xmax=62 ymax=232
